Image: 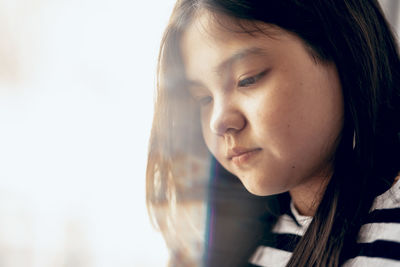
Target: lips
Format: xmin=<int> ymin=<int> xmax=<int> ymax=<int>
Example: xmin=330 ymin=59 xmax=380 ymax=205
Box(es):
xmin=228 ymin=147 xmax=261 ymax=166
xmin=227 ymin=147 xmax=261 ymax=161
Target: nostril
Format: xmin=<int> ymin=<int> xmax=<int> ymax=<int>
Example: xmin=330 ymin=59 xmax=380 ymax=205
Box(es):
xmin=210 ymin=109 xmax=246 ymax=136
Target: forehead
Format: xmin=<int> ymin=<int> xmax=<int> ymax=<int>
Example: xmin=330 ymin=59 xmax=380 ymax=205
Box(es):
xmin=180 ymin=11 xmax=296 ymax=80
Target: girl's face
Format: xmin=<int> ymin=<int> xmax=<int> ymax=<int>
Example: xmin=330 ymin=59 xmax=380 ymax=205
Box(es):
xmin=181 ymin=12 xmax=344 ymax=196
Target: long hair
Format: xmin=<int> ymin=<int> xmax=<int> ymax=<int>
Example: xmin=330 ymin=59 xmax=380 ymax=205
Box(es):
xmin=146 ymin=0 xmax=400 ymax=266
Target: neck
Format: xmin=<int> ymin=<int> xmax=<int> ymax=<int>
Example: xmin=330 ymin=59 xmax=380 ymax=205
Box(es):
xmin=289 ymin=174 xmax=331 ymax=216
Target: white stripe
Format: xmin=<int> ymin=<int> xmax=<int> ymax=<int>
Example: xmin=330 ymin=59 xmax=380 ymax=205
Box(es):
xmin=249 ymin=246 xmax=291 ymax=267
xmin=272 ymin=214 xmax=308 ymax=236
xmin=371 ymin=179 xmax=400 ymax=210
xmin=358 ymin=222 xmax=400 ymax=243
xmin=342 ymin=256 xmax=400 ymax=267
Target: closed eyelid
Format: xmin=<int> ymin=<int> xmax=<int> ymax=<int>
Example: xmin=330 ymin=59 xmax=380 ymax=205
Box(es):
xmin=185 ymin=47 xmax=269 ymax=91
xmin=237 ymin=69 xmax=269 ymax=87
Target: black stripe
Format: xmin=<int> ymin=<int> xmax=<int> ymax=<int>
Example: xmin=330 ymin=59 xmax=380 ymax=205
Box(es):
xmin=365 ymin=208 xmax=400 ymax=224
xmin=347 ymin=240 xmax=400 ymax=261
xmin=258 ymin=233 xmax=301 ymax=252
xmin=256 ymin=236 xmax=400 ymax=263
xmin=245 ymin=263 xmax=263 ymax=267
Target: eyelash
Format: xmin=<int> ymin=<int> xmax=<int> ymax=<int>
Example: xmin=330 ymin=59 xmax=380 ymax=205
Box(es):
xmin=194 ymin=70 xmax=268 ymax=107
xmin=238 ymin=70 xmax=268 ymax=87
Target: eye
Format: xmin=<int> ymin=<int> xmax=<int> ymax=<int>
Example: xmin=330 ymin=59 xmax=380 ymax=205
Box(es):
xmin=237 ymin=70 xmax=268 ymax=88
xmin=238 ymin=76 xmax=257 ymax=87
xmin=198 ymin=96 xmax=213 ymax=106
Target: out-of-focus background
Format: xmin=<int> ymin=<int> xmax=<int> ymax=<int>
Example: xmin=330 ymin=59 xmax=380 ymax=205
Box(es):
xmin=0 ymin=0 xmax=177 ymax=266
xmin=0 ymin=1 xmax=398 ymax=267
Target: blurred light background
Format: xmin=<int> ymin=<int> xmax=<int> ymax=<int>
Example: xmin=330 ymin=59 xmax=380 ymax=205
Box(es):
xmin=0 ymin=1 xmax=398 ymax=267
xmin=0 ymin=0 xmax=177 ymax=266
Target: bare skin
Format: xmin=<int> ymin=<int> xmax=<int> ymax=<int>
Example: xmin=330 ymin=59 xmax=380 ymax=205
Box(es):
xmin=181 ymin=11 xmax=344 ymax=216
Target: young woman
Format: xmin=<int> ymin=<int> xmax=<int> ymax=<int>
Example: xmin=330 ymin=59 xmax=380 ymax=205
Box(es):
xmin=147 ymin=0 xmax=400 ymax=266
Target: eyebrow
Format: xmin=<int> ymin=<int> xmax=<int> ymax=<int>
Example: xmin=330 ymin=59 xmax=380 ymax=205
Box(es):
xmin=214 ymin=46 xmax=268 ymax=75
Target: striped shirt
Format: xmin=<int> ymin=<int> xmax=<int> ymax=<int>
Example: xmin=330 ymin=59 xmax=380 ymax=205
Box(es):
xmin=249 ymin=177 xmax=400 ymax=266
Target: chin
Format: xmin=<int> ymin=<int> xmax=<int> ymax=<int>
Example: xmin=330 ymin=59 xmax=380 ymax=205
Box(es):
xmin=227 ymin=165 xmax=291 ymax=196
xmin=241 ymin=179 xmax=285 ymax=196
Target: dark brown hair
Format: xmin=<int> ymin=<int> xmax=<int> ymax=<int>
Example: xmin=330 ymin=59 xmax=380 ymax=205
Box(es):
xmin=147 ymin=0 xmax=400 ymax=266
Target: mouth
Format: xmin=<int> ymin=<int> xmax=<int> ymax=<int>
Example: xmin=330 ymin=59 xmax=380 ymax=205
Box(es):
xmin=228 ymin=147 xmax=262 ymax=165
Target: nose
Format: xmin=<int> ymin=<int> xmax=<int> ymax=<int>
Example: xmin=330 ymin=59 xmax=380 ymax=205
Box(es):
xmin=210 ymin=99 xmax=246 ymax=136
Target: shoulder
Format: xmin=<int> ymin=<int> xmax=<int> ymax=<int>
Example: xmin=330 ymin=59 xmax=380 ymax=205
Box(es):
xmin=370 ymin=173 xmax=400 ymax=210
xmin=342 ymin=173 xmax=400 ymax=266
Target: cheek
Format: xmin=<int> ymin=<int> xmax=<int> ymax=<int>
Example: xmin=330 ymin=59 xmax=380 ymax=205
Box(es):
xmin=252 ymin=76 xmax=343 ymax=163
xmin=250 ymin=89 xmax=299 ymax=150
